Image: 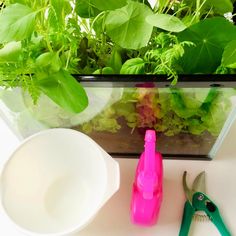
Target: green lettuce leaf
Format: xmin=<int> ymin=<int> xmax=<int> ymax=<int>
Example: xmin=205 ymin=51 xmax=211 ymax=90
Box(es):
xmin=37 ymin=70 xmax=88 ymax=114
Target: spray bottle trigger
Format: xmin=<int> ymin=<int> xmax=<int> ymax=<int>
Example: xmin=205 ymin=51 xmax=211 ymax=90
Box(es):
xmin=137 ymin=171 xmax=158 ymax=200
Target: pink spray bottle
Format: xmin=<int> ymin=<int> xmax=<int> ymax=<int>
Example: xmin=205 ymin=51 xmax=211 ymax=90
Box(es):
xmin=130 ymin=130 xmax=163 ymax=226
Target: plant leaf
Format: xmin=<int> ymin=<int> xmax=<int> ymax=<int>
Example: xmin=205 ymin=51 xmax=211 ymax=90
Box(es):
xmin=222 ymin=40 xmax=236 ymax=68
xmin=50 ymin=0 xmax=72 ymax=16
xmin=48 ymin=0 xmax=72 ymax=29
xmin=178 ymin=17 xmax=236 ymax=73
xmin=35 ymin=52 xmax=62 ymax=73
xmin=120 ymin=58 xmax=145 ymax=74
xmin=0 ymin=41 xmax=21 ymax=62
xmin=93 ymin=67 xmax=114 ymax=74
xmin=158 ymin=0 xmax=169 ymax=9
xmin=183 ymin=0 xmax=233 ymax=15
xmin=146 ymin=13 xmax=187 ymax=32
xmin=75 ymin=0 xmax=100 ymax=18
xmin=90 ymin=0 xmax=127 ymax=11
xmin=6 ymin=0 xmax=27 ymax=4
xmin=132 ymin=0 xmax=152 ymax=8
xmin=37 ymin=70 xmax=88 ymax=113
xmin=93 ymin=12 xmax=106 ymax=35
xmin=109 ymin=48 xmax=122 ymax=73
xmin=0 ymin=3 xmax=37 ymax=43
xmin=105 ymin=1 xmax=153 ymax=49
xmin=205 ymin=0 xmax=233 ymax=14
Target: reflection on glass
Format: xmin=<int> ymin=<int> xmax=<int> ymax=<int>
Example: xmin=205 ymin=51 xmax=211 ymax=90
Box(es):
xmin=1 ymin=86 xmax=236 ymax=159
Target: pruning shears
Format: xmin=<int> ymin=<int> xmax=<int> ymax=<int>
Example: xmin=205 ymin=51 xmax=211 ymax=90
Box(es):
xmin=179 ymin=171 xmax=231 ymax=236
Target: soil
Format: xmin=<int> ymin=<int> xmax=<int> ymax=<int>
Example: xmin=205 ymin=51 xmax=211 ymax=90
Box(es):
xmin=74 ymin=122 xmax=216 ymax=159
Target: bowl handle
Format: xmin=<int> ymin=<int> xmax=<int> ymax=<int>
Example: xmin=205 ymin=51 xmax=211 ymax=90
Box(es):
xmin=99 ymin=148 xmax=120 ymax=205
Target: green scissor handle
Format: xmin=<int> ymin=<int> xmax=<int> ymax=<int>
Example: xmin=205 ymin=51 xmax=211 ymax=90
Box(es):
xmin=193 ymin=192 xmax=231 ymax=236
xmin=179 ymin=201 xmax=195 ymax=236
xmin=212 ymin=213 xmax=232 ymax=236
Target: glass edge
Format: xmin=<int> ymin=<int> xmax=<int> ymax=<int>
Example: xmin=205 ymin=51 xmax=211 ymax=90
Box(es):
xmin=74 ymin=74 xmax=236 ymax=88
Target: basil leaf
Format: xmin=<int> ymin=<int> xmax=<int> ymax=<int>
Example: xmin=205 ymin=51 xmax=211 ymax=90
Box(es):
xmin=178 ymin=17 xmax=236 ymax=73
xmin=105 ymin=2 xmax=153 ymax=49
xmin=37 ymin=70 xmax=88 ymax=113
xmin=222 ymin=40 xmax=236 ymax=68
xmin=120 ymin=58 xmax=145 ymax=74
xmin=146 ymin=13 xmax=186 ymax=32
xmin=0 ymin=3 xmax=37 ymax=43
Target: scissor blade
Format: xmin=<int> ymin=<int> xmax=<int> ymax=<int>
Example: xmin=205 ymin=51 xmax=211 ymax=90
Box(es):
xmin=192 ymin=171 xmax=206 ymax=194
xmin=183 ymin=171 xmax=193 ymax=203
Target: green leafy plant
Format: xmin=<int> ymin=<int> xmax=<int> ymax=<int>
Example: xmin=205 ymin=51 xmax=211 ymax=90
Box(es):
xmin=178 ymin=17 xmax=236 ymax=73
xmin=1 ymin=0 xmax=236 ymax=138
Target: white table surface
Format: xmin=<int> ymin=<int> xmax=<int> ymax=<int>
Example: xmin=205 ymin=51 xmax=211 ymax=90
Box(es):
xmin=0 ymin=116 xmax=236 ymax=236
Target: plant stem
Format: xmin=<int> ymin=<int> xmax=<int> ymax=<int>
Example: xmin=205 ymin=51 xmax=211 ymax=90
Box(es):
xmin=90 ymin=11 xmax=106 ymax=34
xmin=190 ymin=0 xmax=207 ymax=25
xmin=65 ymin=48 xmax=71 ymax=69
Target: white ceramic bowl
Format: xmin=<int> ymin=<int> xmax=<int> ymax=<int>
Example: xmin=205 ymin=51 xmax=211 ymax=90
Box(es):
xmin=0 ymin=128 xmax=120 ymax=236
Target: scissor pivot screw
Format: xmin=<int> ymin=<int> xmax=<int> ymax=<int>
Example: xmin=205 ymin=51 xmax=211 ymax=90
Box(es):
xmin=198 ymin=194 xmax=204 ymax=201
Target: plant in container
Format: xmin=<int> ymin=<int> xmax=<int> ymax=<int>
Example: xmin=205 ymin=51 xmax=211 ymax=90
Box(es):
xmin=1 ymin=0 xmax=236 ymax=158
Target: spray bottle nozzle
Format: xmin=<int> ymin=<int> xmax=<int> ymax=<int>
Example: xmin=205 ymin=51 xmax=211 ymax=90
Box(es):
xmin=145 ymin=130 xmax=156 ymax=142
xmin=137 ymin=130 xmax=158 ymax=199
